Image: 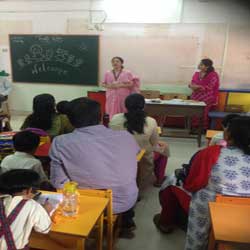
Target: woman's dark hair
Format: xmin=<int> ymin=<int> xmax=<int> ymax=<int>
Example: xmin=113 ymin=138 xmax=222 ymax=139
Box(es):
xmin=13 ymin=130 xmax=40 ymax=153
xmin=56 ymin=100 xmax=69 ymax=115
xmin=0 ymin=169 xmax=40 ymax=195
xmin=222 ymin=114 xmax=241 ymax=128
xmin=26 ymin=94 xmax=56 ymax=131
xmin=112 ymin=57 xmax=124 ymax=69
xmin=200 ymin=58 xmax=215 ymax=74
xmin=227 ymin=117 xmax=250 ymax=155
xmin=124 ymin=94 xmax=146 ymax=134
xmin=67 ymin=97 xmax=101 ymax=128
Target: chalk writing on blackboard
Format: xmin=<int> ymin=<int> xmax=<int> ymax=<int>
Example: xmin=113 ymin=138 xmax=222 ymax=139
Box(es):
xmin=79 ymin=43 xmax=88 ymax=52
xmin=12 ymin=37 xmax=24 ymax=44
xmin=9 ymin=34 xmax=99 ymax=85
xmin=17 ymin=45 xmax=84 ymax=69
xmin=31 ymin=63 xmax=68 ymax=76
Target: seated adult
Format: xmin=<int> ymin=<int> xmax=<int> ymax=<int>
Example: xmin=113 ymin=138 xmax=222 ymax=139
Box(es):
xmin=21 ymin=94 xmax=73 ymax=138
xmin=49 ymin=98 xmax=139 ymax=237
xmin=110 ymin=93 xmax=169 ymax=187
xmin=153 ymin=116 xmax=250 ymax=250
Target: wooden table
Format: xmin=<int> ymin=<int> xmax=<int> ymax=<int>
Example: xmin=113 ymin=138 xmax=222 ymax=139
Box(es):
xmin=145 ymin=100 xmax=206 ymax=147
xmin=30 ymin=194 xmax=109 ymax=250
xmin=208 ymin=202 xmax=250 ymax=250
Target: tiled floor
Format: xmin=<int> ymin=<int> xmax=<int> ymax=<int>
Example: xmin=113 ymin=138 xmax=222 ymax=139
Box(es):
xmin=10 ymin=113 xmax=204 ymax=250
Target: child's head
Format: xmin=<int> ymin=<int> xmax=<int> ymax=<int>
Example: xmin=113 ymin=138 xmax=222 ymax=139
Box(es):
xmin=56 ymin=101 xmax=69 ymax=115
xmin=222 ymin=114 xmax=240 ymax=130
xmin=0 ymin=169 xmax=40 ymax=197
xmin=13 ymin=130 xmax=40 ymax=154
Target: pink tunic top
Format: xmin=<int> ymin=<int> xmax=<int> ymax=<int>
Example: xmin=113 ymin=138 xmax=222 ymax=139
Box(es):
xmin=103 ymin=70 xmax=140 ymax=119
xmin=191 ymin=71 xmax=220 ymax=106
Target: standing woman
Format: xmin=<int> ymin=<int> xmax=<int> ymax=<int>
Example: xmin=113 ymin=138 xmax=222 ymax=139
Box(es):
xmin=189 ymin=58 xmax=219 ymax=129
xmin=102 ymin=57 xmax=140 ymax=119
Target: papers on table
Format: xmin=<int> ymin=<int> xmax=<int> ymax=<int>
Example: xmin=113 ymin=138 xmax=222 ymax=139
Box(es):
xmin=37 ymin=193 xmax=63 ymax=216
xmin=145 ymin=98 xmax=206 ymax=106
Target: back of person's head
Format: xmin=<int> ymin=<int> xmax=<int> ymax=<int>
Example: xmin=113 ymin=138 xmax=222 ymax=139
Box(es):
xmin=222 ymin=114 xmax=241 ymax=128
xmin=227 ymin=116 xmax=250 ymax=155
xmin=67 ymin=98 xmax=101 ymax=128
xmin=124 ymin=93 xmax=146 ymax=134
xmin=0 ymin=169 xmax=40 ymax=196
xmin=28 ymin=93 xmax=56 ymax=131
xmin=56 ymin=101 xmax=69 ymax=115
xmin=13 ymin=130 xmax=40 ymax=153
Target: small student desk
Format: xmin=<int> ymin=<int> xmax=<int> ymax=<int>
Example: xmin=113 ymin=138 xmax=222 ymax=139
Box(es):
xmin=145 ymin=100 xmax=206 ymax=147
xmin=208 ymin=202 xmax=250 ymax=250
xmin=30 ymin=193 xmax=109 ymax=250
xmin=205 ymin=130 xmax=222 ymax=145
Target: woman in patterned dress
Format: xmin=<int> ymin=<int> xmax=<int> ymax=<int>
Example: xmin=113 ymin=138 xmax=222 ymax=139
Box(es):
xmin=189 ymin=58 xmax=220 ymax=129
xmin=102 ymin=57 xmax=140 ymax=119
xmin=154 ymin=116 xmax=250 ymax=250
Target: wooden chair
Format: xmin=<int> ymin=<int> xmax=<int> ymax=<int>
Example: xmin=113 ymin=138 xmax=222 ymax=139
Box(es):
xmin=77 ymin=189 xmax=120 ymax=250
xmin=208 ymin=195 xmax=250 ymax=250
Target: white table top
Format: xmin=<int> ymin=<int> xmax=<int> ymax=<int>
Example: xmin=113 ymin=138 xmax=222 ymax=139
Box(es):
xmin=145 ymin=98 xmax=206 ymax=107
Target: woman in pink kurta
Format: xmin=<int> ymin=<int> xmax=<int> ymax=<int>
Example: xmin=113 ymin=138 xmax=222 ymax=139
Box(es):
xmin=189 ymin=58 xmax=220 ymax=129
xmin=102 ymin=57 xmax=140 ymax=119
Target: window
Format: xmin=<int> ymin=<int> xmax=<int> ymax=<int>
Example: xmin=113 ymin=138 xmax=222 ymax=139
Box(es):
xmin=103 ymin=0 xmax=183 ymax=23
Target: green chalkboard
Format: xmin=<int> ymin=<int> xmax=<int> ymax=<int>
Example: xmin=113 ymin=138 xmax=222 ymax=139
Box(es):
xmin=9 ymin=34 xmax=99 ymax=85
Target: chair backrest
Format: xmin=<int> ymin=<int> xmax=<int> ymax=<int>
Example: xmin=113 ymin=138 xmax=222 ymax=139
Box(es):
xmin=216 ymin=194 xmax=250 ymax=205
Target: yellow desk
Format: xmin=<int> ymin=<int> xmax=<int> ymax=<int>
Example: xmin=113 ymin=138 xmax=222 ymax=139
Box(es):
xmin=137 ymin=149 xmax=146 ymax=162
xmin=30 ymin=194 xmax=109 ymax=250
xmin=208 ymin=202 xmax=250 ymax=250
xmin=206 ymin=130 xmax=222 ymax=140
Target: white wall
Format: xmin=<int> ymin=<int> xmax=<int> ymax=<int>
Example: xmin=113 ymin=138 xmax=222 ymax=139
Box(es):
xmin=0 ymin=0 xmax=249 ymax=112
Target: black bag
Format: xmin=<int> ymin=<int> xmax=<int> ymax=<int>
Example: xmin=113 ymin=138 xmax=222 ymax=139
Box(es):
xmin=175 ymin=150 xmax=200 ymax=186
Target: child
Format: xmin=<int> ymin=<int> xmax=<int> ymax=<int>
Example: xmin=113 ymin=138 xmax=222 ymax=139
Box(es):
xmin=210 ymin=114 xmax=240 ymax=146
xmin=56 ymin=101 xmax=69 ymax=115
xmin=0 ymin=169 xmax=52 ymax=249
xmin=1 ymin=130 xmax=48 ymax=183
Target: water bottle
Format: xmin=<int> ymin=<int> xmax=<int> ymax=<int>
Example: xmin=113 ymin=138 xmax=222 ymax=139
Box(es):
xmin=62 ymin=181 xmax=78 ymax=217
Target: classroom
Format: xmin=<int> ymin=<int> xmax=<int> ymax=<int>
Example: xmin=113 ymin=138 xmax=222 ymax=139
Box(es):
xmin=0 ymin=0 xmax=249 ymax=250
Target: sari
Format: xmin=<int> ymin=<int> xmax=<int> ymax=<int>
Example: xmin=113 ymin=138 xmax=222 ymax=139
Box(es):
xmin=103 ymin=70 xmax=140 ymax=119
xmin=191 ymin=71 xmax=219 ymax=129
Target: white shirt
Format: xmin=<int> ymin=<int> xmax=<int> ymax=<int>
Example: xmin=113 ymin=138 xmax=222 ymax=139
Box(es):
xmin=0 ymin=195 xmax=51 ymax=249
xmin=0 ymin=77 xmax=11 ymax=96
xmin=1 ymin=152 xmax=48 ymax=182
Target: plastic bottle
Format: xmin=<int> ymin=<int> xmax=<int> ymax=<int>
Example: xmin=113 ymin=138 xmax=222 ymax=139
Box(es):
xmin=62 ymin=181 xmax=78 ymax=217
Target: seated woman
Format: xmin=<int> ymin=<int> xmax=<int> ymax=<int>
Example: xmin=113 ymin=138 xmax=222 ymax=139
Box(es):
xmin=110 ymin=93 xmax=170 ymax=188
xmin=153 ymin=116 xmax=250 ymax=250
xmin=21 ymin=94 xmax=73 ymax=138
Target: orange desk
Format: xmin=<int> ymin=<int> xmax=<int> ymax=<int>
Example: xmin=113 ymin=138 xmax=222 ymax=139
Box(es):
xmin=208 ymin=202 xmax=250 ymax=250
xmin=30 ymin=194 xmax=109 ymax=250
xmin=206 ymin=130 xmax=222 ymax=140
xmin=206 ymin=130 xmax=222 ymax=146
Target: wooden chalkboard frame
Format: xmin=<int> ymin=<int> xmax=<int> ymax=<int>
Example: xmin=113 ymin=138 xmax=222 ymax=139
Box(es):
xmin=9 ymin=34 xmax=100 ymax=86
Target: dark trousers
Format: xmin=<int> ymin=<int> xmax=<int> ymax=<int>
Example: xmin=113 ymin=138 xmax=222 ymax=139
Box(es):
xmin=121 ymin=208 xmax=135 ymax=228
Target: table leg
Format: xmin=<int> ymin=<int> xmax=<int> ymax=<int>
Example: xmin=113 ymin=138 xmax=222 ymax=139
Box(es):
xmin=197 ymin=115 xmax=202 ymax=147
xmin=76 ymin=238 xmax=85 ymax=250
xmin=97 ymin=213 xmax=104 ymax=250
xmin=208 ymin=228 xmax=216 ymax=250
